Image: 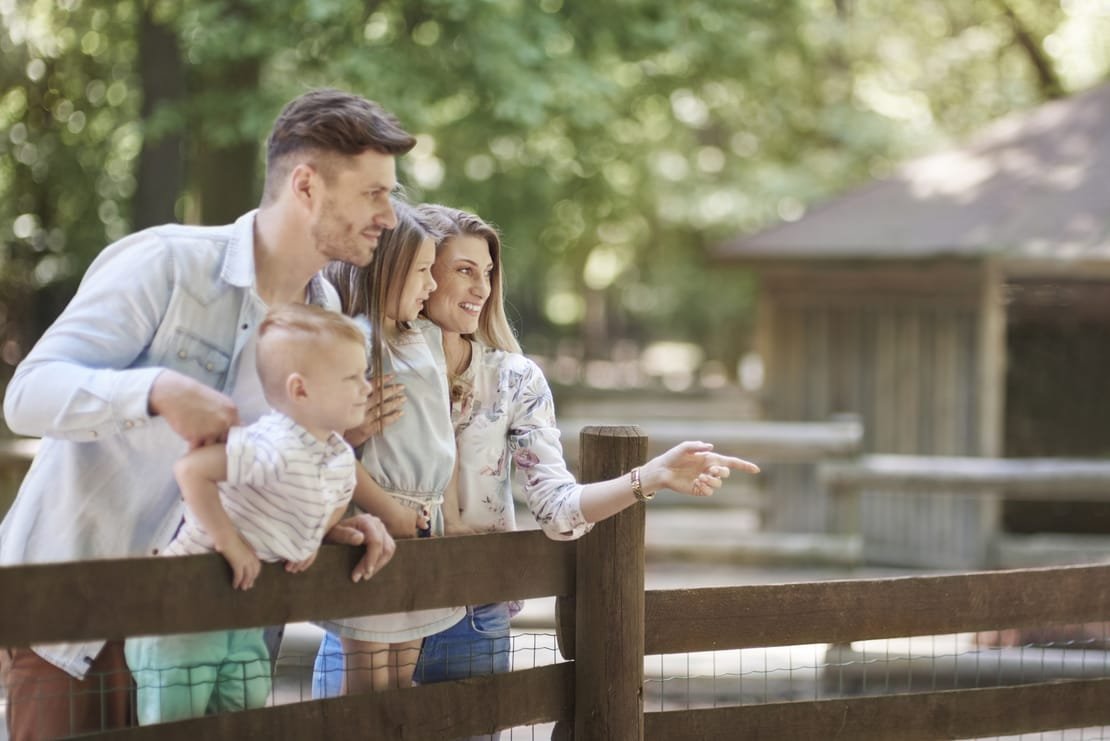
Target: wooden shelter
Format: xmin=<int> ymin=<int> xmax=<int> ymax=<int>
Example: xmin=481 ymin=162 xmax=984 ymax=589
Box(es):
xmin=717 ymin=82 xmax=1110 ymax=567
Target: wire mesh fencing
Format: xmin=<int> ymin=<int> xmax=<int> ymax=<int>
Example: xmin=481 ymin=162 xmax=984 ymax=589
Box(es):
xmin=0 ymin=625 xmax=572 ymax=741
xmin=6 ymin=621 xmax=1110 ymax=740
xmin=644 ymin=621 xmax=1110 ymax=740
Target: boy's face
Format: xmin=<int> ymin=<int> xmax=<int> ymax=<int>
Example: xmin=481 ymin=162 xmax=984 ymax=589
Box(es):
xmin=298 ymin=337 xmax=371 ymax=435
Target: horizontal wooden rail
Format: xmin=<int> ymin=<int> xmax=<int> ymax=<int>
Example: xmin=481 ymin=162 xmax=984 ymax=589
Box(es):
xmin=821 ymin=454 xmax=1110 ymax=498
xmin=83 ymin=663 xmax=573 ymax=740
xmin=644 ymin=677 xmax=1110 ymax=740
xmin=0 ymin=530 xmax=575 ymax=645
xmin=644 ymin=562 xmax=1110 ymax=654
xmin=560 ymin=418 xmax=863 ymax=464
xmin=0 ymin=438 xmax=37 ymax=465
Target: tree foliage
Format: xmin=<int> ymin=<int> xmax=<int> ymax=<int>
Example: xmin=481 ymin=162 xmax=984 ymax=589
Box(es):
xmin=1 ymin=0 xmax=1107 ymax=385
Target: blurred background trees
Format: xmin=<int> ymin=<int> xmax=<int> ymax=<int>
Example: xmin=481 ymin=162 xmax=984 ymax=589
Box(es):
xmin=1 ymin=0 xmax=1107 ymax=394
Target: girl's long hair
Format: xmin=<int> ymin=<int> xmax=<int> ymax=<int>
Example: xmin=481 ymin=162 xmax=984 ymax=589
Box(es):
xmin=323 ymin=198 xmax=436 ymax=412
xmin=415 ymin=204 xmax=521 ymax=354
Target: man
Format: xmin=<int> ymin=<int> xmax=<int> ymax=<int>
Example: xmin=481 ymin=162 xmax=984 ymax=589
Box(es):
xmin=0 ymin=88 xmax=409 ymax=740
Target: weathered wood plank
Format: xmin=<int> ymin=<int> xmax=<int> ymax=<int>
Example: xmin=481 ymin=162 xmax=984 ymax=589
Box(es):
xmin=644 ymin=678 xmax=1110 ymax=741
xmin=81 ymin=662 xmax=574 ymax=741
xmin=761 ymin=263 xmax=983 ymax=300
xmin=645 ymin=562 xmax=1110 ymax=653
xmin=569 ymin=426 xmax=648 ymax=741
xmin=822 ymin=454 xmax=1110 ymax=498
xmin=978 ymin=260 xmax=1006 ymax=457
xmin=0 ymin=529 xmax=575 ymax=645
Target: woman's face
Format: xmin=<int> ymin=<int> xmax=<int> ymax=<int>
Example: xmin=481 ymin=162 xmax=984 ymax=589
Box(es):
xmin=425 ymin=235 xmax=493 ymax=336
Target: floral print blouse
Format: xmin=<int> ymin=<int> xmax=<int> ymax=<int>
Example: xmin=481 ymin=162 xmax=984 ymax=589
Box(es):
xmin=448 ymin=338 xmax=592 ymax=540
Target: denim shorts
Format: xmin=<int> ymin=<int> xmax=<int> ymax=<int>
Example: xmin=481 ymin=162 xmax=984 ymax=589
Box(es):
xmin=311 ymin=602 xmax=512 ymax=700
xmin=414 ymin=602 xmax=512 ymax=684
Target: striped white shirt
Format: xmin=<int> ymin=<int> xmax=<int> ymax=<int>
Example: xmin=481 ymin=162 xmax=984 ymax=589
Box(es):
xmin=165 ymin=412 xmax=356 ymax=563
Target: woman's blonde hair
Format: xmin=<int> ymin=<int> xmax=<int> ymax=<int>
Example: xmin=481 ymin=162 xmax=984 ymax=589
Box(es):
xmin=415 ymin=204 xmax=521 ymax=354
xmin=323 ymin=199 xmax=436 ymax=405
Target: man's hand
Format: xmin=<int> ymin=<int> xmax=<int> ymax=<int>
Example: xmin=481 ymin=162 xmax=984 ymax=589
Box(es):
xmin=324 ymin=513 xmax=396 ymax=582
xmin=343 ymin=375 xmax=405 ymax=448
xmin=149 ymin=369 xmax=239 ymax=449
xmin=218 ymin=534 xmax=261 ymax=590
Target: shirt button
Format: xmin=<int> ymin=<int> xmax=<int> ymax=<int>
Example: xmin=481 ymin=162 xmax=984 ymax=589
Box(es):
xmin=178 ymin=350 xmax=187 ymax=359
xmin=205 ymin=362 xmax=214 ymax=371
xmin=151 ymin=548 xmax=159 ymax=555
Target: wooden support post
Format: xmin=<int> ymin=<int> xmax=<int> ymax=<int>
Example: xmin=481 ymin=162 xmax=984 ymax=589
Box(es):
xmin=556 ymin=425 xmax=648 ymax=741
xmin=824 ymin=413 xmax=863 ymax=535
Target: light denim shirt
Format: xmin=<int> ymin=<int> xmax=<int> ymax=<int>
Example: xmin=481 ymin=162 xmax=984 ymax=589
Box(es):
xmin=0 ymin=210 xmax=338 ymax=678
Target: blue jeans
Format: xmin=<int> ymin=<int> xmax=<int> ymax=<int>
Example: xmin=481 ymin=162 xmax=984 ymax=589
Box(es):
xmin=415 ymin=602 xmax=512 ymax=684
xmin=311 ymin=603 xmax=512 ymax=699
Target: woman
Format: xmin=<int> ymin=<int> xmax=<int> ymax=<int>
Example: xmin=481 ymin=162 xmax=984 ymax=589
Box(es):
xmin=413 ymin=204 xmax=759 ymax=687
xmin=314 ymin=205 xmax=759 ymax=713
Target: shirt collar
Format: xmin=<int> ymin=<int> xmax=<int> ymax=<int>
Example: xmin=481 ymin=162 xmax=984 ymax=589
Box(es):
xmin=221 ymin=210 xmax=333 ymax=306
xmin=220 ymin=209 xmax=259 ymax=289
xmin=265 ymin=411 xmax=351 ymax=458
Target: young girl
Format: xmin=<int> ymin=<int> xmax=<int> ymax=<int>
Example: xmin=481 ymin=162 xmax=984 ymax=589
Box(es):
xmin=315 ymin=201 xmax=465 ymax=693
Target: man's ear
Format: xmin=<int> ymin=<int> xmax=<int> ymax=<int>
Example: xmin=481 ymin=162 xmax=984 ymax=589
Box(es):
xmin=287 ymin=372 xmax=309 ymax=402
xmin=289 ymin=163 xmax=319 ymax=208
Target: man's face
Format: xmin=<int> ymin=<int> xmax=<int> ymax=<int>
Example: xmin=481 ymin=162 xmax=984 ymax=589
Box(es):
xmin=310 ymin=150 xmax=397 ymax=267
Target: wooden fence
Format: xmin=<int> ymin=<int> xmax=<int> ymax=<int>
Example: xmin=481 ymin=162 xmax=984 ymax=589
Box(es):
xmin=822 ymin=454 xmax=1110 ymax=567
xmin=3 ymin=428 xmax=1110 ymax=738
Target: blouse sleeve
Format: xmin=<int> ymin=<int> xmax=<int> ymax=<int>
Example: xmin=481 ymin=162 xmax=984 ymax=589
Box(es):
xmin=507 ymin=358 xmax=593 ymax=541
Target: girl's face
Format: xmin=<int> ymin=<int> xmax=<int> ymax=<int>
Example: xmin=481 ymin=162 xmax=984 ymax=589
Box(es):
xmin=389 ymin=237 xmax=437 ymax=322
xmin=425 ymin=235 xmax=493 ymax=336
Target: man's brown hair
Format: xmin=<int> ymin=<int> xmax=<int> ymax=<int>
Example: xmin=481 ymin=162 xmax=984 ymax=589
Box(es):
xmin=263 ymin=88 xmax=415 ymax=202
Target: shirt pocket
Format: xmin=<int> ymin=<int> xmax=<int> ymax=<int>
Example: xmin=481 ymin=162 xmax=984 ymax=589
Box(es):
xmin=164 ymin=329 xmax=231 ymax=388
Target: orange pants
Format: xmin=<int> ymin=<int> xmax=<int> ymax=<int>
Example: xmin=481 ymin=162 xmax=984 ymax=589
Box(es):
xmin=1 ymin=642 xmax=133 ymax=741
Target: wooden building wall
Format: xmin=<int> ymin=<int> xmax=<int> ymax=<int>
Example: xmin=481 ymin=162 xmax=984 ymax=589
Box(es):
xmin=756 ymin=262 xmax=1005 ymax=567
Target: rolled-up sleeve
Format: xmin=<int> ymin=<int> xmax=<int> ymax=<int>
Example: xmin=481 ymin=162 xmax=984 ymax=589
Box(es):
xmin=508 ymin=362 xmax=592 ymax=541
xmin=2 ymin=232 xmax=174 ymax=441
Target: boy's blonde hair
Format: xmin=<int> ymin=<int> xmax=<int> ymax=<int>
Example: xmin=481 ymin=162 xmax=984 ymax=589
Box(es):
xmin=256 ymin=303 xmax=365 ymax=403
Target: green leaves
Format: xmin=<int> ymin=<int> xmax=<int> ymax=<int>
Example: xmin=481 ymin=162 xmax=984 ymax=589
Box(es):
xmin=1 ymin=0 xmax=1105 ymax=380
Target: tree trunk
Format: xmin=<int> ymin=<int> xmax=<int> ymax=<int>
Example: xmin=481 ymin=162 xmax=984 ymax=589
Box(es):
xmin=190 ymin=57 xmax=263 ymax=226
xmin=133 ymin=7 xmax=185 ymax=228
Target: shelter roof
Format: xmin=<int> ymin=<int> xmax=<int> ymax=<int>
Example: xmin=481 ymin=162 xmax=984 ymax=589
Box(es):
xmin=717 ymin=83 xmax=1110 ymax=266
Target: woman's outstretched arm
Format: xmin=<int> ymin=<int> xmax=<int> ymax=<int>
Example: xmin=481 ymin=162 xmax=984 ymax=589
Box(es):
xmin=578 ymin=441 xmax=759 ymax=524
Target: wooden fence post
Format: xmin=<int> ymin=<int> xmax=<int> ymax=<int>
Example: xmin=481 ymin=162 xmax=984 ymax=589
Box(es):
xmin=556 ymin=425 xmax=648 ymax=741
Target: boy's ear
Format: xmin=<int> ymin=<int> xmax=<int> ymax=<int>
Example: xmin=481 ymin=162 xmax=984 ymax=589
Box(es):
xmin=286 ymin=372 xmax=309 ymax=402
